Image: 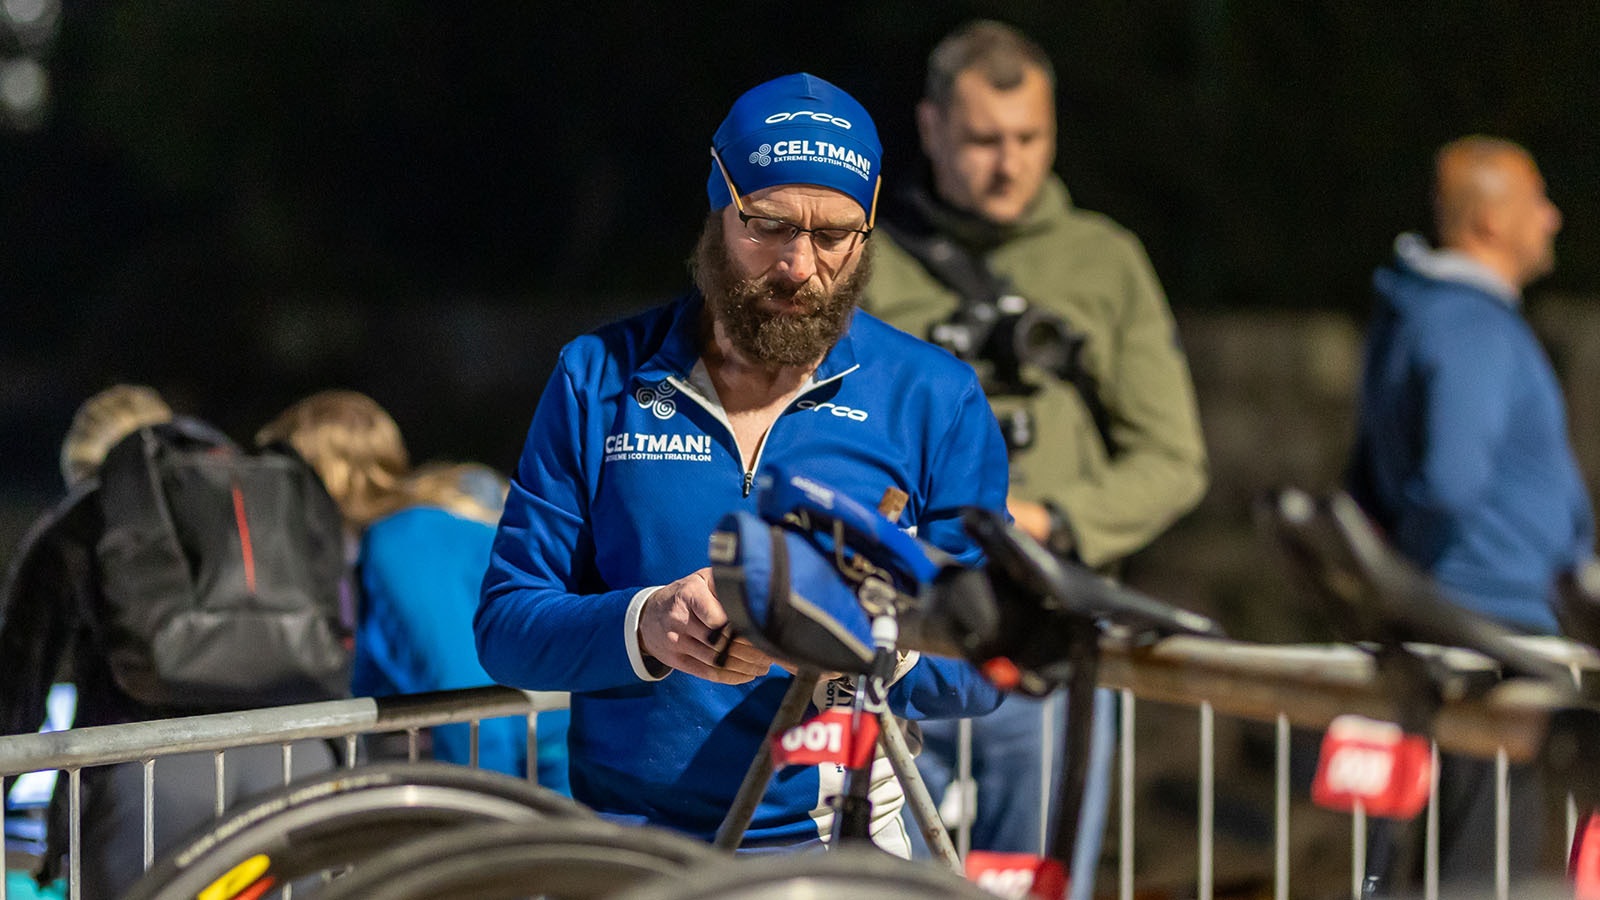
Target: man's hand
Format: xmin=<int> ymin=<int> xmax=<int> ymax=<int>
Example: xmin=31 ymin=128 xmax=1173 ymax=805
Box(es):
xmin=1007 ymin=496 xmax=1054 ymax=544
xmin=638 ymin=567 xmax=776 ymax=683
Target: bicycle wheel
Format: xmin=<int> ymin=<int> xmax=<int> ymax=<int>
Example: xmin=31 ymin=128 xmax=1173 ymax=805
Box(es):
xmin=608 ymin=846 xmax=994 ymax=900
xmin=314 ymin=819 xmax=726 ymax=900
xmin=122 ymin=761 xmax=591 ymax=900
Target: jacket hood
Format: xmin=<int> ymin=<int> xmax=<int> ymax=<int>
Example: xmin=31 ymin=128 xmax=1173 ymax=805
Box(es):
xmin=1378 ymin=232 xmax=1519 ymax=308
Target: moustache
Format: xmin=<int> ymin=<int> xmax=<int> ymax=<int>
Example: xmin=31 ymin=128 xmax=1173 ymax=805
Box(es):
xmin=738 ymin=278 xmax=828 ymax=312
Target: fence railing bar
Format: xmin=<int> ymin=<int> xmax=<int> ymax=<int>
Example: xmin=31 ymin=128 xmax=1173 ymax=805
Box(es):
xmin=1 ymin=775 xmax=8 ymax=900
xmin=1425 ymin=740 xmax=1439 ymax=900
xmin=1119 ymin=689 xmax=1135 ymax=900
xmin=10 ymin=641 xmax=1598 ymax=899
xmin=1570 ymin=664 xmax=1583 ymax=867
xmin=0 ymin=688 xmax=567 ymax=777
xmin=1067 ymin=689 xmax=1115 ymax=900
xmin=1496 ymin=746 xmax=1509 ymax=900
xmin=957 ymin=715 xmax=972 ymax=859
xmin=1570 ymin=795 xmax=1579 ymax=865
xmin=407 ymin=726 xmax=420 ymax=764
xmin=212 ymin=750 xmax=225 ymax=818
xmin=67 ymin=766 xmax=81 ymax=900
xmin=469 ymin=719 xmax=481 ymax=769
xmin=142 ymin=758 xmax=155 ymax=870
xmin=1199 ymin=701 xmax=1214 ymax=900
xmin=1040 ymin=693 xmax=1056 ymax=858
xmin=1093 ymin=637 xmax=1577 ymax=763
xmin=1275 ymin=712 xmax=1289 ymax=900
xmin=525 ymin=715 xmax=538 ymax=781
xmin=1351 ymin=801 xmax=1366 ymax=900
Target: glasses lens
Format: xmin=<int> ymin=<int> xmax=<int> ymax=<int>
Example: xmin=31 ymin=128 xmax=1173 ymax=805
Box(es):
xmin=810 ymin=229 xmax=858 ymax=253
xmin=744 ymin=217 xmax=799 ymax=246
xmin=741 ymin=216 xmax=863 ymax=256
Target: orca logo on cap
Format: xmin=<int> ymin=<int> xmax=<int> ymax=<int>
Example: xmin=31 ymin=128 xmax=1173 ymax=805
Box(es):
xmin=763 ymin=110 xmax=852 ymax=130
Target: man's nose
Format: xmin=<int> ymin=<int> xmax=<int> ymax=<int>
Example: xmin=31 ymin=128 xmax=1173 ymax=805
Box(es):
xmin=995 ymin=139 xmax=1024 ymax=181
xmin=774 ymin=235 xmax=819 ymax=284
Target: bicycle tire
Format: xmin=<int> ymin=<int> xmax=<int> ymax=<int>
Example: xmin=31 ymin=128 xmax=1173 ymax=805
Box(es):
xmin=607 ymin=846 xmax=994 ymax=900
xmin=122 ymin=761 xmax=592 ymax=900
xmin=314 ymin=819 xmax=726 ymax=900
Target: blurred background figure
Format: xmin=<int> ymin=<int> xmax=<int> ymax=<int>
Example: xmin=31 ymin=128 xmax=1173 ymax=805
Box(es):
xmin=1 ymin=384 xmax=338 ymax=900
xmin=258 ymin=389 xmax=570 ymax=793
xmin=861 ymin=20 xmax=1207 ymax=884
xmin=1347 ymin=136 xmax=1593 ymax=893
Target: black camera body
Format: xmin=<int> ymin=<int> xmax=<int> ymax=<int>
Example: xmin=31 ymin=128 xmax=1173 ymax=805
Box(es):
xmin=928 ymin=292 xmax=1086 ymax=394
xmin=878 ymin=210 xmax=1115 ymax=456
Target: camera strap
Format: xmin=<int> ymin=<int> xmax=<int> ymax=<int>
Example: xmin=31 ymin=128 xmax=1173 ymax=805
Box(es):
xmin=879 ymin=218 xmax=1118 ymax=455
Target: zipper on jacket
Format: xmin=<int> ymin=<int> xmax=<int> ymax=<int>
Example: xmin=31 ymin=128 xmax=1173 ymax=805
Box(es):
xmin=666 ymin=364 xmax=860 ymax=499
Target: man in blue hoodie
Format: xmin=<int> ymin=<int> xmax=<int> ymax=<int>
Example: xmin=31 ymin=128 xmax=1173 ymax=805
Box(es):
xmin=476 ymin=73 xmax=1009 ymax=856
xmin=1349 ymin=136 xmax=1593 ymax=891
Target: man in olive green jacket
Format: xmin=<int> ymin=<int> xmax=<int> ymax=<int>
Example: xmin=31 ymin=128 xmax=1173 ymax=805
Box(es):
xmin=862 ymin=20 xmax=1207 ymax=882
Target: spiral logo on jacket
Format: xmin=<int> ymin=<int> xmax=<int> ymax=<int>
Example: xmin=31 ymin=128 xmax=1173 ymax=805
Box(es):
xmin=635 ymin=381 xmax=677 ymax=420
xmin=605 ymin=381 xmax=714 ymax=465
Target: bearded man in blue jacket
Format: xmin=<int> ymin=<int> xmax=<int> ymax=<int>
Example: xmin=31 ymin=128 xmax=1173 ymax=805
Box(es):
xmin=1349 ymin=136 xmax=1595 ymax=892
xmin=477 ymin=73 xmax=1009 ymax=855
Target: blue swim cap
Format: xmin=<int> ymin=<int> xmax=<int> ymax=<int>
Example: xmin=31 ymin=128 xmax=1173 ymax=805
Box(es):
xmin=707 ymin=73 xmax=882 ymax=223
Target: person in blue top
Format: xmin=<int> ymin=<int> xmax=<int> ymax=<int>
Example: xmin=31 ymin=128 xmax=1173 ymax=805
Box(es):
xmin=259 ymin=390 xmax=569 ymax=792
xmin=1348 ymin=136 xmax=1594 ymax=892
xmin=476 ymin=72 xmax=1010 ymax=855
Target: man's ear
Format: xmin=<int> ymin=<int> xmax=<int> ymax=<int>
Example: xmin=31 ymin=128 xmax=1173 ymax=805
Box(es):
xmin=915 ymin=99 xmax=943 ymax=161
xmin=1469 ymin=200 xmax=1507 ymax=246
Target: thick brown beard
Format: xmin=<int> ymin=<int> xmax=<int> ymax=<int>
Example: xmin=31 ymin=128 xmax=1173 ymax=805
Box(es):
xmin=690 ymin=213 xmax=873 ymax=367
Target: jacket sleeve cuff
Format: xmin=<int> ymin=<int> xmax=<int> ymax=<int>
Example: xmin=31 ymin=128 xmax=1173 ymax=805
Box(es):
xmin=625 ymin=586 xmax=671 ymax=682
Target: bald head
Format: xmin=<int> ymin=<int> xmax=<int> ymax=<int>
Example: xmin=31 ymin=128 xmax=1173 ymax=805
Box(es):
xmin=1431 ymin=136 xmax=1562 ymax=289
xmin=1433 ymin=136 xmax=1530 ymax=244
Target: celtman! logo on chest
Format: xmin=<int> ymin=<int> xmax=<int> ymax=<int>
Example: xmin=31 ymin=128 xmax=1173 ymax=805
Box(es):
xmin=604 ymin=380 xmax=714 ymax=464
xmin=603 ymin=431 xmax=714 ymax=463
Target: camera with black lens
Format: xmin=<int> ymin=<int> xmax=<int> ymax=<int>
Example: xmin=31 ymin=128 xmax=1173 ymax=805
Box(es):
xmin=928 ymin=292 xmax=1087 ymax=394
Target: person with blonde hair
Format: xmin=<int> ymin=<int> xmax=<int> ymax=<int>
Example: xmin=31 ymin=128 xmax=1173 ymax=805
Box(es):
xmin=256 ymin=389 xmax=411 ymax=533
xmin=259 ymin=390 xmax=569 ymax=792
xmin=3 ymin=384 xmax=336 ymax=900
xmin=57 ymin=383 xmax=173 ymax=489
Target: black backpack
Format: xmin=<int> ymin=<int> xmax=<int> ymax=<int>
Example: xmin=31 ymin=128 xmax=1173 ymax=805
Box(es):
xmin=91 ymin=420 xmax=352 ymax=711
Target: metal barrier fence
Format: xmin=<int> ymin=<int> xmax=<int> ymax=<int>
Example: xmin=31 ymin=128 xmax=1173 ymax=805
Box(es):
xmin=0 ymin=688 xmax=568 ymax=900
xmin=1097 ymin=634 xmax=1594 ymax=900
xmin=2 ymin=638 xmax=1594 ymax=900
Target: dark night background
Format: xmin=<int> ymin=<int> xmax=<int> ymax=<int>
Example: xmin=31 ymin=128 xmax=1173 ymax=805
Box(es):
xmin=5 ymin=6 xmax=1600 ymax=888
xmin=3 ymin=1 xmax=1599 ymax=571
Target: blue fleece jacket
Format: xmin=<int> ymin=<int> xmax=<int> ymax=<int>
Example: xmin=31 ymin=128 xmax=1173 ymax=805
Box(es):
xmin=356 ymin=505 xmax=568 ymax=791
xmin=1349 ymin=234 xmax=1595 ymax=632
xmin=477 ymin=291 xmax=1008 ymax=846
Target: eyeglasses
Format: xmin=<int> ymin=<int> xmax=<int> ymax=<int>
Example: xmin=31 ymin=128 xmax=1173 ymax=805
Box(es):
xmin=734 ymin=211 xmax=871 ymax=255
xmin=711 ymin=146 xmax=875 ymax=257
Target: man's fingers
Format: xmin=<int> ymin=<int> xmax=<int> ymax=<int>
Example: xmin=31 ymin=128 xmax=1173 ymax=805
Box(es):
xmin=682 ymin=574 xmax=730 ymax=631
xmin=669 ymin=652 xmax=763 ymax=684
xmin=668 ymin=630 xmax=769 ymax=676
xmin=717 ymin=637 xmax=775 ymax=669
xmin=642 ymin=571 xmax=776 ymax=683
